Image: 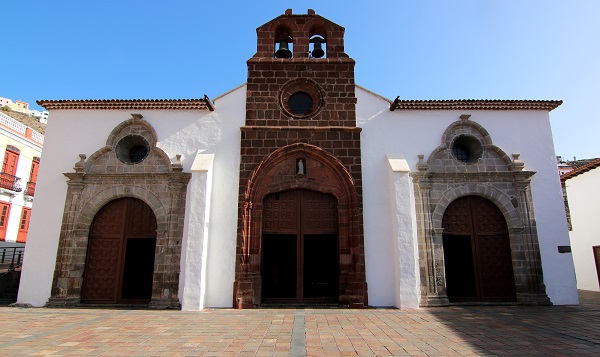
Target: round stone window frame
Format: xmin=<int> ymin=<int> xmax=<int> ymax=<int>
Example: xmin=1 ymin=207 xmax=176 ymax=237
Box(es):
xmin=279 ymin=79 xmax=324 ymax=119
xmin=451 ymin=135 xmax=484 ymax=164
xmin=115 ymin=134 xmax=151 ymax=165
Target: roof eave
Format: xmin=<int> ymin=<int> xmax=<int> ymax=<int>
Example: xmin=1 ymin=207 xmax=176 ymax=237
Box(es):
xmin=36 ymin=98 xmax=213 ymax=111
xmin=389 ymin=99 xmax=563 ymax=112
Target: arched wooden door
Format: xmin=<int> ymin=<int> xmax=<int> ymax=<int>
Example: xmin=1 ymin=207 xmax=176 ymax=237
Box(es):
xmin=442 ymin=196 xmax=516 ymax=302
xmin=262 ymin=189 xmax=338 ymax=304
xmin=81 ymin=197 xmax=157 ymax=304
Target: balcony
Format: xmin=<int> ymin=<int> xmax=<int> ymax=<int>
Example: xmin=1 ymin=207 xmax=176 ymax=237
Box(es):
xmin=25 ymin=181 xmax=35 ymax=197
xmin=0 ymin=173 xmax=22 ymax=192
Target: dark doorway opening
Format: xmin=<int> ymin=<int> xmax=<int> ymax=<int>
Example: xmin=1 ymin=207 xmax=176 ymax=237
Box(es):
xmin=262 ymin=234 xmax=296 ymax=299
xmin=82 ymin=197 xmax=157 ymax=305
xmin=261 ymin=189 xmax=338 ymax=304
xmin=442 ymin=196 xmax=516 ymax=302
xmin=121 ymin=238 xmax=156 ymax=300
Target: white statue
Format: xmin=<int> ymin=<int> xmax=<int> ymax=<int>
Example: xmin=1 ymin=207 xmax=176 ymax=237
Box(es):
xmin=298 ymin=159 xmax=305 ymax=175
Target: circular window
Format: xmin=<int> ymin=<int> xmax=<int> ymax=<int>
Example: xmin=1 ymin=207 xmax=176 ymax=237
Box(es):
xmin=288 ymin=92 xmax=313 ymax=115
xmin=451 ymin=135 xmax=483 ymax=164
xmin=115 ymin=135 xmax=150 ymax=164
xmin=279 ymin=79 xmax=323 ymax=118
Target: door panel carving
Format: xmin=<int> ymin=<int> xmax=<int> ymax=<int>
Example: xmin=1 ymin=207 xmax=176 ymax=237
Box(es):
xmin=81 ymin=238 xmax=120 ymax=302
xmin=128 ymin=199 xmax=158 ymax=237
xmin=264 ymin=191 xmax=298 ymax=233
xmin=89 ymin=199 xmax=127 ymax=236
xmin=303 ymin=190 xmax=338 ymax=234
xmin=82 ymin=197 xmax=157 ymax=304
xmin=442 ymin=196 xmax=516 ymax=302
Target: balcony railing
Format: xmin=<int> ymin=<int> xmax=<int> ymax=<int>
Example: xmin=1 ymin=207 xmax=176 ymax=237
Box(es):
xmin=25 ymin=181 xmax=35 ymax=197
xmin=0 ymin=172 xmax=22 ymax=192
xmin=0 ymin=246 xmax=24 ymax=271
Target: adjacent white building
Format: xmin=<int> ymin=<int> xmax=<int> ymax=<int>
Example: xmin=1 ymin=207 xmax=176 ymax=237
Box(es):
xmin=0 ymin=110 xmax=43 ymax=244
xmin=562 ymin=159 xmax=600 ymax=292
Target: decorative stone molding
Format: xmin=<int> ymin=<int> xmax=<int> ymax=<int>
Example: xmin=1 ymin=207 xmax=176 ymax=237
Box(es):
xmin=47 ymin=118 xmax=190 ymax=309
xmin=412 ymin=118 xmax=550 ymax=306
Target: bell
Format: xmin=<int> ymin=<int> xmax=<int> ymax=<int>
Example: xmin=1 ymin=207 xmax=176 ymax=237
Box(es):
xmin=275 ymin=39 xmax=292 ymax=58
xmin=310 ymin=37 xmax=326 ymax=58
xmin=311 ymin=42 xmax=325 ymax=58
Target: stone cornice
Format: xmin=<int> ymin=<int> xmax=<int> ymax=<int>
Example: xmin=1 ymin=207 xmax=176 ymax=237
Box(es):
xmin=64 ymin=172 xmax=191 ymax=183
xmin=410 ymin=171 xmax=536 ymax=182
xmin=241 ymin=126 xmax=361 ymax=132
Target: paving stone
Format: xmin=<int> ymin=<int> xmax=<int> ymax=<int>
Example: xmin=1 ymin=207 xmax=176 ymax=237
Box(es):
xmin=1 ymin=291 xmax=599 ymax=356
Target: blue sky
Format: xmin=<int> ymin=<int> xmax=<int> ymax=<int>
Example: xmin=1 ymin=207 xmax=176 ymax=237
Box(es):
xmin=2 ymin=1 xmax=598 ymax=160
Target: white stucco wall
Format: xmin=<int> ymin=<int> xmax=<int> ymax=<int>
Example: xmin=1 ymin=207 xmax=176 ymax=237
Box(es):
xmin=19 ymin=83 xmax=577 ymax=308
xmin=357 ymin=86 xmax=578 ymax=305
xmin=175 ymin=87 xmax=246 ymax=307
xmin=18 ymin=86 xmax=246 ymax=307
xmin=565 ymin=167 xmax=600 ymax=292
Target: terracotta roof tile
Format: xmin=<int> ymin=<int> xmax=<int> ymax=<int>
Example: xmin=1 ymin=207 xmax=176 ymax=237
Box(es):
xmin=561 ymin=158 xmax=600 ymax=181
xmin=568 ymin=158 xmax=599 ymax=169
xmin=391 ymin=99 xmax=562 ymax=111
xmin=36 ymin=97 xmax=214 ymax=111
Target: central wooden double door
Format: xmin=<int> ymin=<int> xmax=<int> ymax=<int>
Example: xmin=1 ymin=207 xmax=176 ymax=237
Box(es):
xmin=81 ymin=197 xmax=157 ymax=304
xmin=262 ymin=189 xmax=339 ymax=304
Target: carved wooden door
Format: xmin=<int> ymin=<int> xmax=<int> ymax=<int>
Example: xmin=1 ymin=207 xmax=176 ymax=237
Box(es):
xmin=442 ymin=196 xmax=516 ymax=302
xmin=262 ymin=189 xmax=338 ymax=304
xmin=81 ymin=197 xmax=157 ymax=304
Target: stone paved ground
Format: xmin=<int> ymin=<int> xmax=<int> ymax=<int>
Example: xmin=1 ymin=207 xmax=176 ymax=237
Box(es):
xmin=0 ymin=291 xmax=598 ymax=356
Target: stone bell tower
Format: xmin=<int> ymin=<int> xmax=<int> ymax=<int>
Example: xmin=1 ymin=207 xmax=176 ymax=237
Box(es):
xmin=233 ymin=9 xmax=367 ymax=308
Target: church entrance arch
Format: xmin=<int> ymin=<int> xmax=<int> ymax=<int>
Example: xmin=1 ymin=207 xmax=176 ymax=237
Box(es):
xmin=234 ymin=143 xmax=367 ymax=308
xmin=262 ymin=189 xmax=338 ymax=304
xmin=81 ymin=197 xmax=157 ymax=304
xmin=442 ymin=195 xmax=516 ymax=302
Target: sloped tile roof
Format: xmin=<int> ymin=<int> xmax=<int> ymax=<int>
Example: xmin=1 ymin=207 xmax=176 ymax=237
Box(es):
xmin=37 ymin=98 xmax=213 ymax=111
xmin=391 ymin=99 xmax=562 ymax=111
xmin=561 ymin=158 xmax=600 ymax=181
xmin=568 ymin=158 xmax=599 ymax=169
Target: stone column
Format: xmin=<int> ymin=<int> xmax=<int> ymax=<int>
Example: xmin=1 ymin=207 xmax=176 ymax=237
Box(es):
xmin=150 ymin=174 xmax=190 ymax=309
xmin=47 ymin=172 xmax=85 ymax=307
xmin=513 ymin=173 xmax=550 ymax=304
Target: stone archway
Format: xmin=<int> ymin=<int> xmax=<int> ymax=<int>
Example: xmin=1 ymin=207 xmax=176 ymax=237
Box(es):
xmin=234 ymin=143 xmax=367 ymax=308
xmin=48 ymin=116 xmax=190 ymax=309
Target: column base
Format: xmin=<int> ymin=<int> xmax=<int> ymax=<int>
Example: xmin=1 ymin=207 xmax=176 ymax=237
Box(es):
xmin=149 ymin=297 xmax=181 ymax=309
xmin=46 ymin=296 xmax=80 ymax=307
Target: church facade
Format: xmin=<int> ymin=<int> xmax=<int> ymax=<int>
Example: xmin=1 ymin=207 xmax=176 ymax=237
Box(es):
xmin=18 ymin=10 xmax=578 ymax=309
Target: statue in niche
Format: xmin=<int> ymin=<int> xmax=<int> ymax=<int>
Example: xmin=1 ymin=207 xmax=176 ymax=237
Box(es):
xmin=297 ymin=159 xmax=305 ymax=175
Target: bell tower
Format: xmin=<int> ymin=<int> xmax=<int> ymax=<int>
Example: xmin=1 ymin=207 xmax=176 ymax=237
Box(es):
xmin=234 ymin=9 xmax=367 ymax=308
